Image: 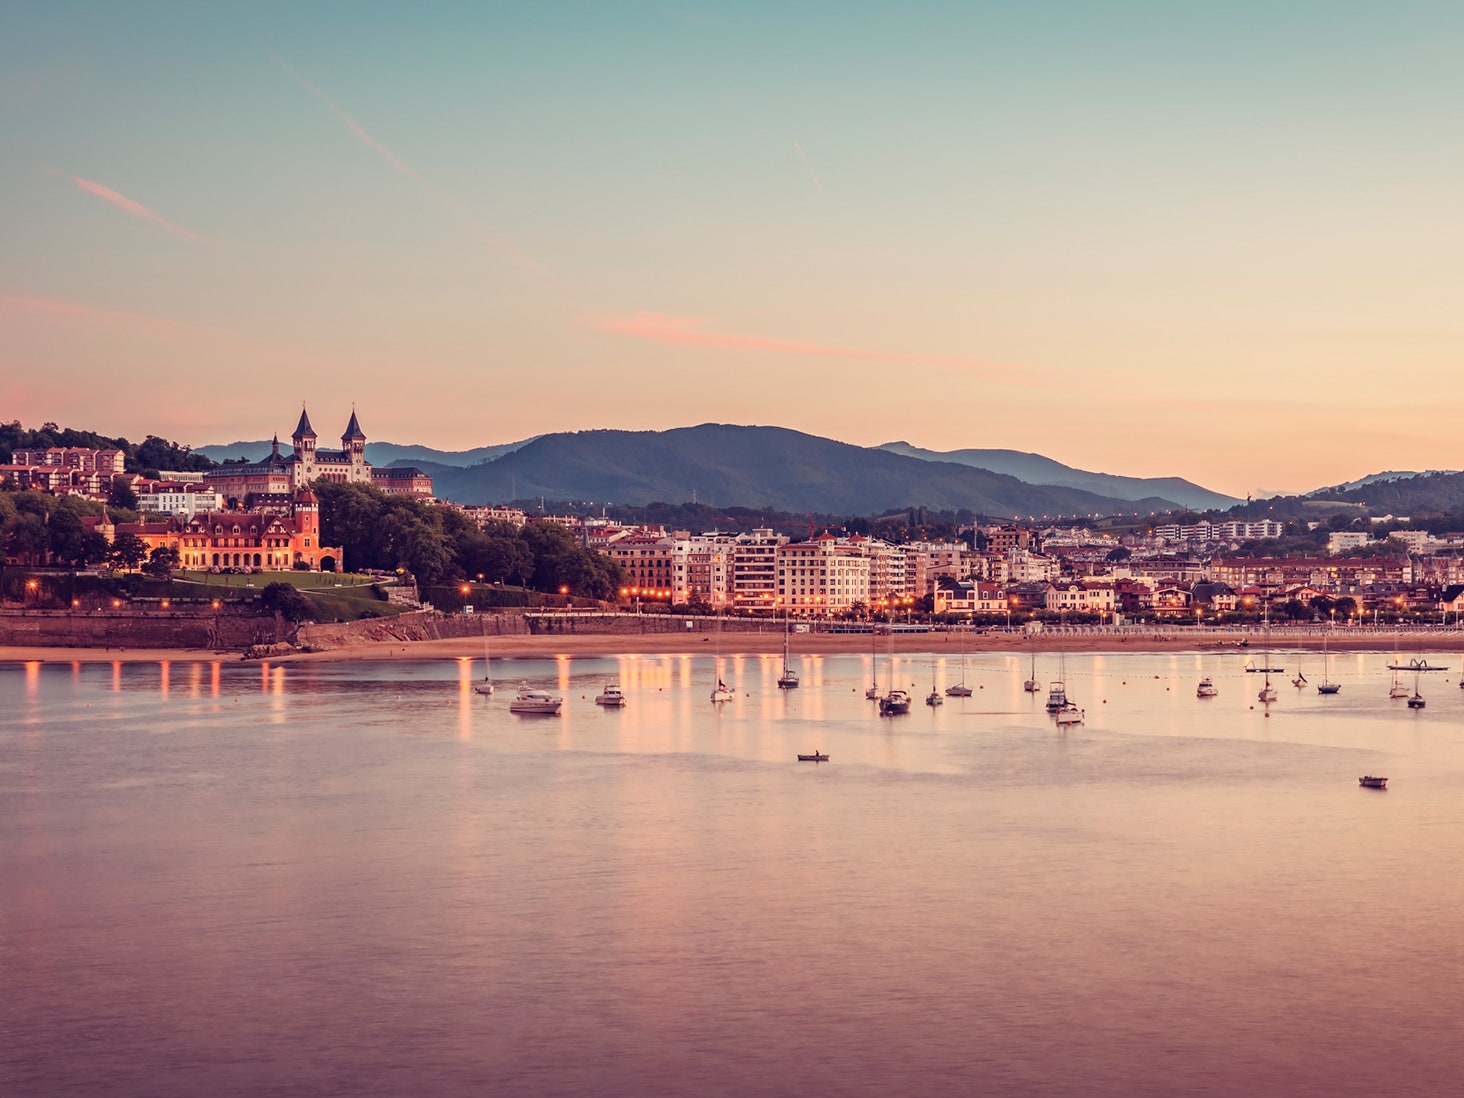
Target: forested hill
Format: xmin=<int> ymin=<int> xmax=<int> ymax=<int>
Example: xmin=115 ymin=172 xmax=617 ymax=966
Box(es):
xmin=1217 ymin=471 xmax=1464 ymax=524
xmin=426 ymin=424 xmax=1185 ymax=517
xmin=0 ymin=420 xmax=213 ymax=475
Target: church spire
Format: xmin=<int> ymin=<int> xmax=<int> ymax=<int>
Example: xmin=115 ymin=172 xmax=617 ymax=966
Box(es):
xmin=292 ymin=405 xmax=316 ymax=440
xmin=342 ymin=408 xmax=365 ymax=441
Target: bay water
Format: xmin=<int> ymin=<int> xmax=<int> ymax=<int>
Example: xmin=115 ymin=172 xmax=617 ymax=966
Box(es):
xmin=4 ymin=648 xmax=1463 ymax=1096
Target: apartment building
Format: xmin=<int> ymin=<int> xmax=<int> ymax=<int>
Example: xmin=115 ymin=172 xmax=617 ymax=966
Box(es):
xmin=731 ymin=528 xmax=787 ymax=611
xmin=776 ymin=534 xmax=872 ymax=616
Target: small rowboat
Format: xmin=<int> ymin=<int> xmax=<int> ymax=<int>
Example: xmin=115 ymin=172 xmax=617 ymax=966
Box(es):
xmin=1358 ymin=775 xmax=1388 ymax=789
xmin=796 ymin=752 xmax=829 ymax=762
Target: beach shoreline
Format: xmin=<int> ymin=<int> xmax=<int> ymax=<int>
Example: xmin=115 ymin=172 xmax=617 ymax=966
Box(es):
xmin=6 ymin=627 xmax=1464 ymax=665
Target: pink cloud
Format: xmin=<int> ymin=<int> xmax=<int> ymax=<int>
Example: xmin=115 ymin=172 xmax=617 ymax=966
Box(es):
xmin=269 ymin=51 xmax=542 ymax=275
xmin=588 ymin=311 xmax=1019 ymax=376
xmin=56 ymin=171 xmax=218 ymax=246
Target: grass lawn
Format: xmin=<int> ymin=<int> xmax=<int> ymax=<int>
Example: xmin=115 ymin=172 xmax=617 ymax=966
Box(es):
xmin=302 ymin=586 xmax=404 ymax=622
xmin=175 ymin=571 xmax=385 ymax=591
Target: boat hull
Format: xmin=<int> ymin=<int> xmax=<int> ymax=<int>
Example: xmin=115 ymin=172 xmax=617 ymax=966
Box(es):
xmin=879 ymin=690 xmax=912 ymax=715
xmin=510 ymin=701 xmax=561 ymax=714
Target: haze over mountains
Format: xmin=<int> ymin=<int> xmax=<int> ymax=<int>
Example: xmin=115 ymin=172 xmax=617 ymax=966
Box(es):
xmin=200 ymin=424 xmax=1236 ymax=517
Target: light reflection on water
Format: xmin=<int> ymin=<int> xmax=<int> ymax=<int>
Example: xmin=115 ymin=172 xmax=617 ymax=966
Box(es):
xmin=3 ymin=651 xmax=1464 ymax=1096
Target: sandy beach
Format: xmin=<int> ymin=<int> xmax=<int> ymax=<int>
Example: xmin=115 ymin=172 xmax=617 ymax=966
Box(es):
xmin=6 ymin=626 xmax=1464 ymax=665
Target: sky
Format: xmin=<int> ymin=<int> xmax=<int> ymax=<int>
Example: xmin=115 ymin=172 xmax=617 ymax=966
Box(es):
xmin=3 ymin=1 xmax=1463 ymax=499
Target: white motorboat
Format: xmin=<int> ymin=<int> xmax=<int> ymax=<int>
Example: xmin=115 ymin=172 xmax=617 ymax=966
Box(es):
xmin=594 ymin=683 xmax=626 ymax=707
xmin=509 ymin=685 xmax=562 ymax=715
xmin=1053 ymin=702 xmax=1084 ymax=726
xmin=1196 ymin=677 xmax=1219 ymax=698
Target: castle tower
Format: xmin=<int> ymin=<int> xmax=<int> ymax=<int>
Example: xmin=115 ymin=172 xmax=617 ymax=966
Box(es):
xmin=341 ymin=409 xmax=367 ymax=480
xmin=293 ymin=486 xmax=319 ymax=567
xmin=291 ymin=406 xmax=317 ymax=489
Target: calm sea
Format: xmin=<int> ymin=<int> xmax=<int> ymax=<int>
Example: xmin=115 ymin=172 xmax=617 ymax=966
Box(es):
xmin=4 ymin=647 xmax=1464 ymax=1097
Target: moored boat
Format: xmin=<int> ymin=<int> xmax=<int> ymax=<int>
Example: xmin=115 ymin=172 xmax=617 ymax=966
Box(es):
xmin=594 ymin=683 xmax=626 ymax=707
xmin=1196 ymin=677 xmax=1218 ymax=698
xmin=796 ymin=752 xmax=829 ymax=762
xmin=1024 ymin=648 xmax=1040 ymax=693
xmin=777 ymin=619 xmax=799 ymax=688
xmin=1053 ymin=702 xmax=1084 ymax=726
xmin=509 ymin=685 xmax=562 ymax=715
xmin=879 ymin=688 xmax=912 ymax=716
xmin=1044 ymin=681 xmax=1069 ymax=712
xmin=1358 ymin=775 xmax=1388 ymax=789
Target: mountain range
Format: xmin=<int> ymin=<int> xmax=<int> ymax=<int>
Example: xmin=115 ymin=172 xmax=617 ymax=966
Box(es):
xmin=877 ymin=441 xmax=1236 ymax=511
xmin=196 ymin=439 xmax=534 ymax=467
xmin=199 ymin=424 xmax=1235 ymax=517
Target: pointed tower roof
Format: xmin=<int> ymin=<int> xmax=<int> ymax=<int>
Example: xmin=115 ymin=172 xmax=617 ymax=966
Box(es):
xmin=293 ymin=406 xmax=316 ymax=439
xmin=342 ymin=409 xmax=365 ymax=440
xmin=270 ymin=434 xmax=281 ymax=459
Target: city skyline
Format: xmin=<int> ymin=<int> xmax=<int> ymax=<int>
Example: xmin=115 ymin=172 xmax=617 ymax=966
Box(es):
xmin=5 ymin=2 xmax=1463 ymax=499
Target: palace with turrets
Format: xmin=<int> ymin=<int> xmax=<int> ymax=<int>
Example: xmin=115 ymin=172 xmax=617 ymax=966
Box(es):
xmin=201 ymin=408 xmax=433 ymax=509
xmin=73 ymin=408 xmax=433 ymax=575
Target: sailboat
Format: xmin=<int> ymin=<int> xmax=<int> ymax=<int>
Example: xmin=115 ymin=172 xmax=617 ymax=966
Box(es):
xmin=1317 ymin=629 xmax=1340 ymax=694
xmin=945 ymin=627 xmax=972 ymax=697
xmin=926 ymin=662 xmax=943 ymax=706
xmin=473 ymin=616 xmax=494 ymax=696
xmin=710 ymin=615 xmax=734 ymax=703
xmin=777 ymin=613 xmax=799 ymax=689
xmin=1257 ymin=600 xmax=1277 ymax=704
xmin=878 ymin=629 xmax=911 ymax=715
xmin=1023 ymin=645 xmax=1040 ymax=693
xmin=1407 ymin=668 xmax=1426 ymax=709
xmin=1389 ymin=640 xmax=1410 ymax=698
xmin=866 ymin=627 xmax=882 ymax=700
xmin=1046 ymin=617 xmax=1073 ymax=713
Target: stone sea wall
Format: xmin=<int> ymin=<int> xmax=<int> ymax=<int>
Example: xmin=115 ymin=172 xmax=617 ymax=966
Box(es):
xmin=0 ymin=608 xmax=289 ymax=651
